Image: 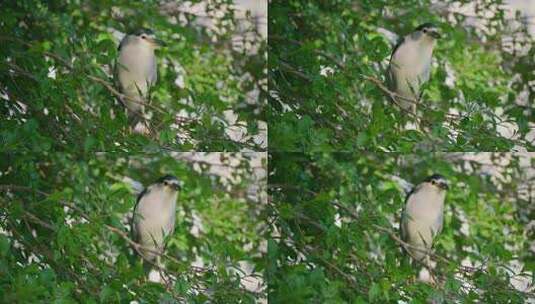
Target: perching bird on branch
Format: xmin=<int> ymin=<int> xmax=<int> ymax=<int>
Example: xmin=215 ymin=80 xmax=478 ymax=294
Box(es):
xmin=131 ymin=175 xmax=180 ymax=272
xmin=115 ymin=28 xmax=165 ymax=132
xmin=387 ymin=23 xmax=441 ymax=114
xmin=401 ymin=174 xmax=448 ymax=265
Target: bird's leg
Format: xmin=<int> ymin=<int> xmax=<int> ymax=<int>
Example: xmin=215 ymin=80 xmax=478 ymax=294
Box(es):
xmin=156 ymin=254 xmax=164 ymax=282
xmin=423 ymin=254 xmax=439 ymax=286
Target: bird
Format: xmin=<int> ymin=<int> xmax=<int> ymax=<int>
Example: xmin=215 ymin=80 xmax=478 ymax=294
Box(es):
xmin=387 ymin=23 xmax=441 ymax=114
xmin=115 ymin=28 xmax=164 ymax=130
xmin=400 ymin=174 xmax=448 ymax=265
xmin=131 ymin=175 xmax=180 ymax=269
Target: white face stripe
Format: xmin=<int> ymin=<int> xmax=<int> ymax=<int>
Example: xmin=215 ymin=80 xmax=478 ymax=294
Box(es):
xmin=131 ymin=33 xmax=159 ymax=47
xmin=167 ymin=179 xmax=179 ymax=186
xmin=425 ymin=178 xmax=448 ymax=190
xmin=161 ymin=177 xmax=178 ymax=183
xmin=161 ymin=179 xmax=181 ymax=191
xmin=138 ymin=33 xmax=156 ymax=39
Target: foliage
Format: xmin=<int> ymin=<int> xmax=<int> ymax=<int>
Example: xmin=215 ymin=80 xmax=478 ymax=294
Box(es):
xmin=268 ymin=0 xmax=535 ymax=151
xmin=1 ymin=0 xmax=266 ymax=152
xmin=0 ymin=151 xmax=266 ymax=302
xmin=268 ymin=152 xmax=534 ymax=303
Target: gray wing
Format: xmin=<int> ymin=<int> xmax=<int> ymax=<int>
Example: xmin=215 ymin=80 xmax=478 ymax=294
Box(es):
xmin=114 ymin=38 xmax=128 ymax=95
xmin=390 ymin=36 xmax=404 ymax=62
xmin=118 ymin=35 xmax=129 ymax=51
xmin=130 ymin=188 xmax=148 ymax=242
xmin=113 ymin=59 xmax=124 ymax=94
xmin=166 ymin=211 xmax=176 ymax=236
xmin=433 ymin=210 xmax=443 ymax=237
xmin=149 ymin=58 xmax=158 ymax=85
xmin=400 ymin=187 xmax=415 ymax=242
xmin=421 ymin=59 xmax=431 ymax=84
xmin=386 ymin=35 xmax=404 ymax=89
xmin=386 ymin=63 xmax=398 ymax=93
xmin=400 ymin=211 xmax=408 ymax=242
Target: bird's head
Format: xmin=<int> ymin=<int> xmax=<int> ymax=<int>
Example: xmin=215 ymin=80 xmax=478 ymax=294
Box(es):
xmin=131 ymin=28 xmax=165 ymax=49
xmin=413 ymin=23 xmax=442 ymax=41
xmin=156 ymin=175 xmax=181 ymax=192
xmin=424 ymin=174 xmax=449 ymax=191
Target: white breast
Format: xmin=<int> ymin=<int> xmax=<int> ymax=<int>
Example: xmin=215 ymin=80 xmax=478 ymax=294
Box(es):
xmin=403 ymin=185 xmax=445 ymax=259
xmin=134 ymin=186 xmax=177 ymax=254
xmin=117 ymin=43 xmax=157 ymax=97
xmin=391 ymin=38 xmax=434 ymax=97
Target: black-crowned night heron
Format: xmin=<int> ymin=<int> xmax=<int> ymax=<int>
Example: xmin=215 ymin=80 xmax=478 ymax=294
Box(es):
xmin=115 ymin=28 xmax=164 ymax=129
xmin=401 ymin=174 xmax=448 ymax=265
xmin=387 ymin=23 xmax=441 ymax=114
xmin=132 ymin=175 xmax=180 ymax=268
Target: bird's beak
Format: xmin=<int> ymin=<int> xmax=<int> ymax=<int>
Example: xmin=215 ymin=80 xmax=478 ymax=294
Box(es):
xmin=439 ymin=182 xmax=449 ymax=190
xmin=147 ymin=37 xmax=166 ymax=48
xmin=155 ymin=38 xmax=166 ymax=47
xmin=428 ymin=29 xmax=442 ymax=39
xmin=172 ymin=183 xmax=181 ymax=191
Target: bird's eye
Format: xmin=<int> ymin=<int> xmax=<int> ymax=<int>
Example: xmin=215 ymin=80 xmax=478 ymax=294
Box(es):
xmin=431 ymin=180 xmax=436 ymax=185
xmin=423 ymin=28 xmax=428 ymax=33
xmin=164 ymin=181 xmax=168 ymax=186
xmin=141 ymin=35 xmax=146 ymax=39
